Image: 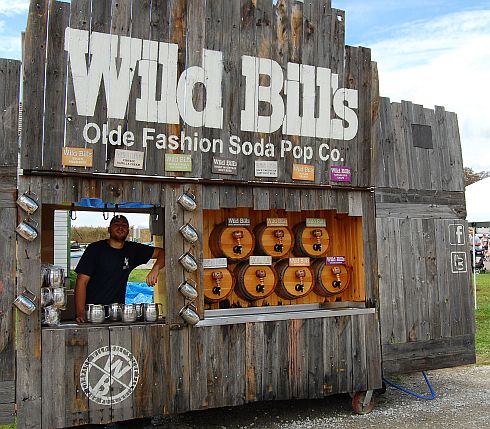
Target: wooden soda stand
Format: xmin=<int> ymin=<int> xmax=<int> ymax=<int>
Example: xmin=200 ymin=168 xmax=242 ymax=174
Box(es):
xmin=0 ymin=0 xmax=474 ymax=427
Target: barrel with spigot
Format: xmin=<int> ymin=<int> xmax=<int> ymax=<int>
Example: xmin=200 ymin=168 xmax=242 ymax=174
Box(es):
xmin=274 ymin=258 xmax=314 ymax=300
xmin=292 ymin=221 xmax=330 ymax=258
xmin=312 ymin=259 xmax=351 ymax=296
xmin=233 ymin=262 xmax=277 ymax=301
xmin=253 ymin=222 xmax=294 ymax=259
xmin=209 ymin=223 xmax=255 ymax=261
xmin=203 ymin=267 xmax=235 ymax=303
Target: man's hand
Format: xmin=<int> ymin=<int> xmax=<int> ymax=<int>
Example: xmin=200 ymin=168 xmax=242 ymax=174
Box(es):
xmin=75 ymin=313 xmax=86 ymax=324
xmin=146 ymin=247 xmax=164 ymax=286
xmin=146 ymin=266 xmax=159 ymax=286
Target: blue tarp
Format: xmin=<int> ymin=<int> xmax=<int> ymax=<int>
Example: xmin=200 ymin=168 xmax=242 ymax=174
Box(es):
xmin=76 ymin=197 xmax=154 ymax=209
xmin=125 ymin=282 xmax=154 ymax=304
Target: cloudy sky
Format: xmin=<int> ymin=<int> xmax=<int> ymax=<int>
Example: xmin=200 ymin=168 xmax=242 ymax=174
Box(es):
xmin=0 ymin=0 xmax=489 ymax=175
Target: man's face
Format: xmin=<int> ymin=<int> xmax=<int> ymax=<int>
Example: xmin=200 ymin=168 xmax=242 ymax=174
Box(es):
xmin=109 ymin=219 xmax=129 ymax=242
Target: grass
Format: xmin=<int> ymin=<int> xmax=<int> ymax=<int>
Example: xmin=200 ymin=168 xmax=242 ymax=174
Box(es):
xmin=475 ymin=271 xmax=490 ymax=365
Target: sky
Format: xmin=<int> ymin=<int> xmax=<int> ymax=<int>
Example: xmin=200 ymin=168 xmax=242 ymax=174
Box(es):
xmin=1 ymin=0 xmax=489 ymax=225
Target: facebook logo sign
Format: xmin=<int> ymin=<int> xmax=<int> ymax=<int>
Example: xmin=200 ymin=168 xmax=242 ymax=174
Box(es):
xmin=449 ymin=224 xmax=465 ymax=245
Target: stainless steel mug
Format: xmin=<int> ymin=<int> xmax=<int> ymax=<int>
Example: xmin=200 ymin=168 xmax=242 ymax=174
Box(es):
xmin=179 ymin=223 xmax=199 ymax=243
xmin=47 ymin=266 xmax=64 ymax=287
xmin=178 ymin=279 xmax=198 ymax=300
xmin=177 ymin=192 xmax=197 ymax=211
xmin=40 ymin=287 xmax=53 ymax=308
xmin=43 ymin=305 xmax=60 ymax=326
xmin=51 ymin=287 xmax=66 ymax=309
xmin=90 ymin=304 xmax=106 ymax=323
xmin=135 ymin=303 xmax=144 ymax=321
xmin=121 ymin=304 xmax=137 ymax=323
xmin=143 ymin=303 xmax=163 ymax=322
xmin=16 ymin=220 xmax=39 ymax=241
xmin=106 ymin=303 xmax=122 ymax=321
xmin=16 ymin=192 xmax=39 ymax=214
xmin=85 ymin=304 xmax=94 ymax=322
xmin=179 ymin=304 xmax=199 ymax=326
xmin=13 ymin=289 xmax=37 ymax=315
xmin=179 ymin=252 xmax=198 ymax=272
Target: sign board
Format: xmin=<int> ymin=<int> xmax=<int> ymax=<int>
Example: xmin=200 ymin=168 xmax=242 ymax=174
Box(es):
xmin=249 ymin=256 xmax=273 ymax=266
xmin=62 ymin=147 xmax=93 ymax=167
xmin=289 ymin=257 xmax=311 ymax=267
xmin=448 ymin=224 xmax=465 ymax=245
xmin=114 ymin=149 xmax=144 ymax=169
xmin=306 ymin=218 xmax=327 ymax=228
xmin=226 ymin=218 xmax=251 ymax=227
xmin=212 ymin=157 xmax=238 ymax=175
xmin=326 ymin=256 xmax=346 ymax=265
xmin=330 ymin=166 xmax=352 ymax=182
xmin=203 ymin=258 xmax=228 ymax=269
xmin=165 ymin=154 xmax=192 ymax=172
xmin=266 ymin=218 xmax=288 ymax=227
xmin=451 ymin=252 xmax=467 ymax=274
xmin=292 ymin=163 xmax=315 ymax=181
xmin=255 ymin=160 xmax=278 ymax=178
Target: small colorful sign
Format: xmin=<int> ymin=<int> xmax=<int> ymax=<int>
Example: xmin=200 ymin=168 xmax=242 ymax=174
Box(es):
xmin=203 ymin=258 xmax=228 ymax=269
xmin=212 ymin=156 xmax=238 ymax=175
xmin=306 ymin=218 xmax=326 ymax=228
xmin=292 ymin=163 xmax=315 ymax=181
xmin=249 ymin=256 xmax=273 ymax=266
xmin=266 ymin=218 xmax=288 ymax=227
xmin=165 ymin=153 xmax=192 ymax=172
xmin=330 ymin=166 xmax=352 ymax=182
xmin=289 ymin=257 xmax=310 ymax=267
xmin=326 ymin=256 xmax=346 ymax=265
xmin=114 ymin=149 xmax=144 ymax=169
xmin=62 ymin=147 xmax=93 ymax=167
xmin=226 ymin=217 xmax=251 ymax=226
xmin=255 ymin=160 xmax=278 ymax=178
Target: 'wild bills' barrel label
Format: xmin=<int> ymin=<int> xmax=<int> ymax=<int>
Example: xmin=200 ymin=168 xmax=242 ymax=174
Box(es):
xmin=80 ymin=346 xmax=139 ymax=406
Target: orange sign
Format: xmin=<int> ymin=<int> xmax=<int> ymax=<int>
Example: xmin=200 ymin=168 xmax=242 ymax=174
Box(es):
xmin=292 ymin=163 xmax=315 ymax=181
xmin=62 ymin=147 xmax=93 ymax=167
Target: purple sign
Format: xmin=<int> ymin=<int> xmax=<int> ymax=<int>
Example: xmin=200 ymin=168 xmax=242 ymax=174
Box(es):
xmin=330 ymin=166 xmax=352 ymax=182
xmin=326 ymin=256 xmax=346 ymax=265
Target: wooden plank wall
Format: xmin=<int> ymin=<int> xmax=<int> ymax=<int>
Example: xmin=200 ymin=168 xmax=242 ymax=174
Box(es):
xmin=0 ymin=58 xmax=21 ymax=425
xmin=21 ymin=0 xmax=374 ymax=188
xmin=375 ymin=99 xmax=475 ymax=374
xmin=42 ymin=313 xmax=381 ymax=427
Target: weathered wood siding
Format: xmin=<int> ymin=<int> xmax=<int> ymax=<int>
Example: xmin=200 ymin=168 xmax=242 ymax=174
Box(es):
xmin=42 ymin=313 xmax=381 ymax=427
xmin=20 ymin=0 xmax=374 ymax=188
xmin=0 ymin=58 xmax=21 ymax=425
xmin=375 ymin=99 xmax=474 ymax=374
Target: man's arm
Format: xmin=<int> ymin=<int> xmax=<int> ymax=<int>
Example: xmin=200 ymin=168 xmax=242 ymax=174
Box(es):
xmin=74 ymin=273 xmax=90 ymax=323
xmin=146 ymin=247 xmax=165 ymax=286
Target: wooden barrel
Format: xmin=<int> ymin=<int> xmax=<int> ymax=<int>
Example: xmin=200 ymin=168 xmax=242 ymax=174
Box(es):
xmin=274 ymin=258 xmax=314 ymax=300
xmin=209 ymin=223 xmax=255 ymax=262
xmin=234 ymin=262 xmax=277 ymax=301
xmin=292 ymin=222 xmax=330 ymax=258
xmin=312 ymin=259 xmax=351 ymax=296
xmin=253 ymin=222 xmax=294 ymax=259
xmin=203 ymin=267 xmax=235 ymax=303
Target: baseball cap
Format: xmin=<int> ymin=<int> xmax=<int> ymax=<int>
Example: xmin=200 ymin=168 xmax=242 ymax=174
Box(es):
xmin=110 ymin=215 xmax=129 ymax=226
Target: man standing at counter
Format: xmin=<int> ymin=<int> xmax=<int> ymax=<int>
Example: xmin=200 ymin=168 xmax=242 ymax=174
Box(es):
xmin=74 ymin=215 xmax=165 ymax=323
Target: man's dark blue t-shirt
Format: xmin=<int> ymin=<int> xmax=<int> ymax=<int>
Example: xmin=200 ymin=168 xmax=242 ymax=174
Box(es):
xmin=75 ymin=240 xmax=154 ymax=304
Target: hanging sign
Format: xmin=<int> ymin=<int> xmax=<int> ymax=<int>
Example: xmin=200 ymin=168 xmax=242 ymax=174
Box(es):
xmin=330 ymin=166 xmax=352 ymax=182
xmin=289 ymin=257 xmax=310 ymax=267
xmin=249 ymin=256 xmax=273 ymax=266
xmin=255 ymin=160 xmax=278 ymax=178
xmin=292 ymin=163 xmax=315 ymax=181
xmin=212 ymin=156 xmax=238 ymax=175
xmin=306 ymin=218 xmax=327 ymax=228
xmin=114 ymin=149 xmax=144 ymax=169
xmin=165 ymin=154 xmax=192 ymax=172
xmin=203 ymin=258 xmax=228 ymax=269
xmin=326 ymin=256 xmax=346 ymax=265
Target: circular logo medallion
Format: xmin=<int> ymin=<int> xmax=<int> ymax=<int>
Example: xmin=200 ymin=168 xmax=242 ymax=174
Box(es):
xmin=80 ymin=345 xmax=139 ymax=406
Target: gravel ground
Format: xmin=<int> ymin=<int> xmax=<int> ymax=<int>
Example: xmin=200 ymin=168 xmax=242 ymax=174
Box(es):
xmin=87 ymin=365 xmax=490 ymax=429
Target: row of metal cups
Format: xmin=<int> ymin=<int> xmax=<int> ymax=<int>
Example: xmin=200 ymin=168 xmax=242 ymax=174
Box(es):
xmin=85 ymin=303 xmax=164 ymax=323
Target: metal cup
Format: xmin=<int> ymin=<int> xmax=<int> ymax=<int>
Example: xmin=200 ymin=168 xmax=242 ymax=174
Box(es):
xmin=106 ymin=303 xmax=122 ymax=321
xmin=179 ymin=223 xmax=199 ymax=243
xmin=17 ymin=192 xmax=39 ymax=214
xmin=143 ymin=303 xmax=163 ymax=322
xmin=13 ymin=289 xmax=37 ymax=315
xmin=46 ymin=266 xmax=64 ymax=287
xmin=40 ymin=287 xmax=53 ymax=308
xmin=16 ymin=220 xmax=39 ymax=241
xmin=43 ymin=306 xmax=60 ymax=326
xmin=90 ymin=304 xmax=106 ymax=323
xmin=179 ymin=304 xmax=199 ymax=326
xmin=179 ymin=252 xmax=198 ymax=272
xmin=177 ymin=192 xmax=197 ymax=211
xmin=51 ymin=287 xmax=66 ymax=309
xmin=121 ymin=304 xmax=137 ymax=323
xmin=178 ymin=279 xmax=198 ymax=300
